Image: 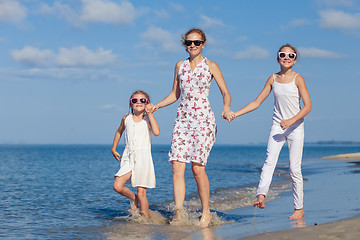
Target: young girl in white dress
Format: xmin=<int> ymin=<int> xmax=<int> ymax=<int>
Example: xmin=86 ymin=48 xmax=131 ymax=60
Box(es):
xmin=228 ymin=44 xmax=311 ymax=219
xmin=111 ymin=90 xmax=160 ymax=218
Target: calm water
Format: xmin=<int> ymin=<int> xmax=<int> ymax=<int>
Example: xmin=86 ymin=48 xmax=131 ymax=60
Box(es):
xmin=1 ymin=144 xmax=360 ymax=239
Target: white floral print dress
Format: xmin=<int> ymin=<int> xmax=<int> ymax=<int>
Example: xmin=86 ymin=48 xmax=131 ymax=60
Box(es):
xmin=169 ymin=58 xmax=216 ymax=166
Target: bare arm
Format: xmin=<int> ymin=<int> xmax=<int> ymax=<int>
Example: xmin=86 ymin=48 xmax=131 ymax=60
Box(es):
xmin=145 ymin=104 xmax=160 ymax=136
xmin=111 ymin=115 xmax=126 ymax=161
xmin=208 ymin=60 xmax=234 ymax=121
xmin=234 ymin=75 xmax=273 ymax=118
xmin=280 ymin=75 xmax=312 ymax=129
xmin=154 ymin=61 xmax=182 ymax=110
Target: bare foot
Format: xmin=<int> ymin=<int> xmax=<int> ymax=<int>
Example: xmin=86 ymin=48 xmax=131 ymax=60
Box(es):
xmin=129 ymin=198 xmax=139 ymax=215
xmin=171 ymin=208 xmax=188 ymax=225
xmin=253 ymin=194 xmax=265 ymax=209
xmin=289 ymin=208 xmax=304 ymax=219
xmin=198 ymin=212 xmax=212 ymax=228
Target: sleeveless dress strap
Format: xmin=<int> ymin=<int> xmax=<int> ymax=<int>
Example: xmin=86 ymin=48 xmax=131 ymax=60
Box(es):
xmin=293 ymin=74 xmax=299 ymax=82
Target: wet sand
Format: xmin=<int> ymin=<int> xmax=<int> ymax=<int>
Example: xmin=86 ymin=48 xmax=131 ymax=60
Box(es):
xmin=240 ymin=215 xmax=360 ymax=240
xmin=237 ymin=152 xmax=360 ymax=240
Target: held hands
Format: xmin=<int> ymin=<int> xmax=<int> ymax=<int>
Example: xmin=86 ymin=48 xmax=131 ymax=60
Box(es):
xmin=152 ymin=104 xmax=160 ymax=112
xmin=145 ymin=103 xmax=155 ymax=114
xmin=222 ymin=109 xmax=236 ymax=123
xmin=112 ymin=150 xmax=121 ymax=161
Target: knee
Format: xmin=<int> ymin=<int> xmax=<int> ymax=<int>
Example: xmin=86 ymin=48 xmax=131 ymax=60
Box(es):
xmin=191 ymin=165 xmax=205 ymax=179
xmin=113 ymin=182 xmax=124 ymax=193
xmin=172 ymin=165 xmax=185 ymax=179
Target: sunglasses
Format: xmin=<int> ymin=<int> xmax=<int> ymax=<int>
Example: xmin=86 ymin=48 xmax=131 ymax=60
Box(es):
xmin=130 ymin=98 xmax=148 ymax=104
xmin=278 ymin=52 xmax=297 ymax=59
xmin=184 ymin=40 xmax=204 ymax=46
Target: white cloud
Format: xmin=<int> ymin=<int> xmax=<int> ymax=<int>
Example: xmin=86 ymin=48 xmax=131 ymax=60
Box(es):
xmin=97 ymin=104 xmax=124 ymax=111
xmin=234 ymin=46 xmax=269 ymax=60
xmin=0 ymin=66 xmax=124 ymax=82
xmin=319 ymin=10 xmax=360 ymax=29
xmin=141 ymin=26 xmax=179 ymax=53
xmin=11 ymin=46 xmax=116 ymax=67
xmin=289 ymin=19 xmax=311 ymax=28
xmin=235 ymin=36 xmax=248 ymax=42
xmin=80 ymin=0 xmax=136 ymax=24
xmin=316 ymin=0 xmax=354 ymax=7
xmin=169 ymin=3 xmax=185 ymax=12
xmin=11 ymin=47 xmax=54 ymax=66
xmin=298 ymin=47 xmax=344 ymax=59
xmin=0 ymin=0 xmax=27 ymax=22
xmin=38 ymin=0 xmax=137 ymax=27
xmin=199 ymin=15 xmax=226 ymax=29
xmin=56 ymin=46 xmax=116 ymax=67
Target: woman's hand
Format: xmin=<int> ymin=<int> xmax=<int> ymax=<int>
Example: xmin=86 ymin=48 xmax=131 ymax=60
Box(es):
xmin=222 ymin=109 xmax=236 ymax=123
xmin=152 ymin=104 xmax=160 ymax=112
xmin=112 ymin=150 xmax=121 ymax=161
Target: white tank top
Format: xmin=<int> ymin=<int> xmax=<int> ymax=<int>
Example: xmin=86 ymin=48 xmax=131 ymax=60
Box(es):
xmin=272 ymin=74 xmax=304 ymax=126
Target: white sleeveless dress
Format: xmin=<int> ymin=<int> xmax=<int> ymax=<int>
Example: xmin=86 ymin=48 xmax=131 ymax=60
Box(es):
xmin=114 ymin=114 xmax=156 ymax=188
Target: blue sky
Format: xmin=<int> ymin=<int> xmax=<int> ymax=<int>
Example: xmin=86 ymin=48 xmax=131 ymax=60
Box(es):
xmin=1 ymin=0 xmax=360 ymax=145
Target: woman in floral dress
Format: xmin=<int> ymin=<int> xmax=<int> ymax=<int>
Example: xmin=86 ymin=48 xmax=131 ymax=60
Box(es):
xmin=154 ymin=28 xmax=233 ymax=227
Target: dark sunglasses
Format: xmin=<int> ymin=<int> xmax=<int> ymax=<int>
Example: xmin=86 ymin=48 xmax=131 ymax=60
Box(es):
xmin=184 ymin=40 xmax=204 ymax=46
xmin=130 ymin=98 xmax=148 ymax=104
xmin=278 ymin=52 xmax=297 ymax=59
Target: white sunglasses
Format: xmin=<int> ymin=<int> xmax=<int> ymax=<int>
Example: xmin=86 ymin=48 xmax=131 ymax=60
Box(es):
xmin=278 ymin=52 xmax=297 ymax=59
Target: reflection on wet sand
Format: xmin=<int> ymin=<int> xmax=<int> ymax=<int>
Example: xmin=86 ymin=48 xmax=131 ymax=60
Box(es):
xmin=291 ymin=217 xmax=306 ymax=228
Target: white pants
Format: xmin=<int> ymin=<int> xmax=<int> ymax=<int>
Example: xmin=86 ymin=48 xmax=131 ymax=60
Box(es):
xmin=257 ymin=122 xmax=304 ymax=209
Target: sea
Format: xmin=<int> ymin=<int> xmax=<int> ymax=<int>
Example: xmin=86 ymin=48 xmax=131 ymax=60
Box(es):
xmin=1 ymin=144 xmax=360 ymax=239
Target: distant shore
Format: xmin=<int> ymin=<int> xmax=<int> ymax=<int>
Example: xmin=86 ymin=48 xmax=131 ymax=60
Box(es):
xmin=323 ymin=152 xmax=360 ymax=161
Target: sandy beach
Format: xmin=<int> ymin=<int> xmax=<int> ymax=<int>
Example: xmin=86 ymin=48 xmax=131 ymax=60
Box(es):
xmin=240 ymin=215 xmax=360 ymax=240
xmin=237 ymin=152 xmax=360 ymax=240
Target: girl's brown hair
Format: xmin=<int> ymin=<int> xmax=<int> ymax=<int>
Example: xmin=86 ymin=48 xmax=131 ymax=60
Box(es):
xmin=181 ymin=28 xmax=207 ymax=46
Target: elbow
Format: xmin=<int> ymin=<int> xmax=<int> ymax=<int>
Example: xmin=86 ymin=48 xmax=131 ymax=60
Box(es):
xmin=153 ymin=129 xmax=160 ymax=136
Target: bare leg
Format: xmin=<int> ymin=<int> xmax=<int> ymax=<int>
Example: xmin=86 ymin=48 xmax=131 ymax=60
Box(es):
xmin=113 ymin=173 xmax=138 ymax=212
xmin=137 ymin=187 xmax=149 ymax=218
xmin=289 ymin=208 xmax=304 ymax=219
xmin=192 ymin=162 xmax=212 ymax=228
xmin=253 ymin=194 xmax=266 ymax=209
xmin=172 ymin=161 xmax=186 ymax=220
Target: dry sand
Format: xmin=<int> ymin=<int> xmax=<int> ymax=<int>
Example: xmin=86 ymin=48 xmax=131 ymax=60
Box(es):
xmin=240 ymin=152 xmax=360 ymax=240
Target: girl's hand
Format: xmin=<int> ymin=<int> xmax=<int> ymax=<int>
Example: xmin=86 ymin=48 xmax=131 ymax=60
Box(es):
xmin=222 ymin=109 xmax=236 ymax=123
xmin=280 ymin=119 xmax=294 ymax=129
xmin=112 ymin=151 xmax=121 ymax=161
xmin=146 ymin=103 xmax=154 ymax=114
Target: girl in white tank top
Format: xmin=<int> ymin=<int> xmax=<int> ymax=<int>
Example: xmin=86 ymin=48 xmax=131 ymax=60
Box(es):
xmin=228 ymin=44 xmax=312 ymax=220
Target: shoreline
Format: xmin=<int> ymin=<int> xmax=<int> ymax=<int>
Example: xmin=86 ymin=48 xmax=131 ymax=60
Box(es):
xmin=234 ymin=152 xmax=360 ymax=240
